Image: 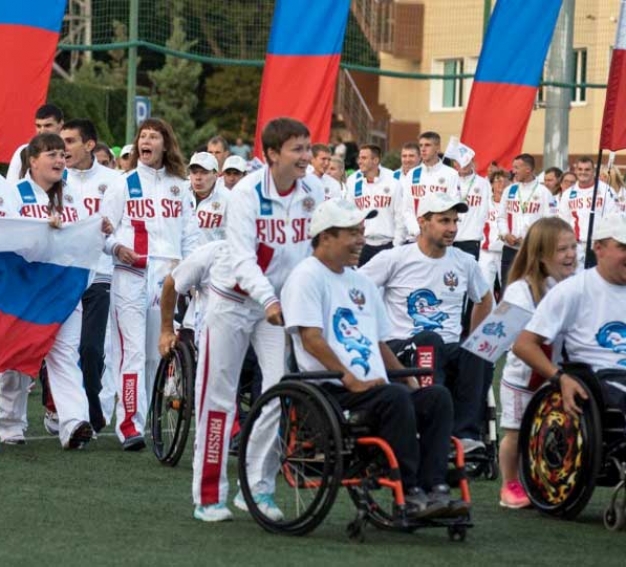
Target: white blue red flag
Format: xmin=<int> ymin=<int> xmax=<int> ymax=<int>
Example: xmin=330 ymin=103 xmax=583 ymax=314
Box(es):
xmin=0 ymin=1 xmax=67 ymax=162
xmin=601 ymin=0 xmax=626 ymax=151
xmin=0 ymin=216 xmax=103 ymax=375
xmin=253 ymin=0 xmax=351 ymax=157
xmin=461 ymin=0 xmax=563 ymax=174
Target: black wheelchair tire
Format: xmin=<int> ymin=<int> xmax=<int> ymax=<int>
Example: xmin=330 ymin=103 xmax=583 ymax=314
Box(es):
xmin=238 ymin=381 xmax=343 ymax=536
xmin=150 ymin=339 xmax=195 ymax=466
xmin=519 ymin=378 xmax=602 ymax=519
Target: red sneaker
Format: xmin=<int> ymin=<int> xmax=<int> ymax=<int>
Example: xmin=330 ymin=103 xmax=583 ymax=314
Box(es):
xmin=500 ymin=480 xmax=531 ymax=509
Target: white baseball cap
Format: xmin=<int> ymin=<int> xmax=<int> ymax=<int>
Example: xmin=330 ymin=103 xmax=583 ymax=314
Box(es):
xmin=189 ymin=152 xmax=218 ymax=172
xmin=222 ymin=155 xmax=247 ymax=173
xmin=593 ymin=213 xmax=626 ymax=244
xmin=418 ymin=192 xmax=469 ymax=217
xmin=120 ymin=144 xmax=134 ymax=158
xmin=309 ymin=198 xmax=377 ymax=238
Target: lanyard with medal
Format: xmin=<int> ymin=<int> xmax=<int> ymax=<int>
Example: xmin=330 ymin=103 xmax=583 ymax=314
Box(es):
xmin=519 ymin=180 xmax=539 ymax=214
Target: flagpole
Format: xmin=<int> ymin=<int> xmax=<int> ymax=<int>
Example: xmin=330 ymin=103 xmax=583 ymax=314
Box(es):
xmin=583 ymin=147 xmax=604 ymax=269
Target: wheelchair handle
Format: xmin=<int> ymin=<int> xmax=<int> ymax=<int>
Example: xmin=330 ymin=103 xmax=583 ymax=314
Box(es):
xmin=280 ymin=367 xmax=433 ymax=382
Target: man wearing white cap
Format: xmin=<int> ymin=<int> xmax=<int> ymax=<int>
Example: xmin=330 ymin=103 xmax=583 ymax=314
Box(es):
xmin=360 ymin=191 xmax=493 ymax=452
xmin=189 ymin=152 xmax=230 ymax=243
xmin=117 ymin=144 xmax=134 ymax=173
xmin=218 ymin=155 xmax=247 ymax=191
xmin=514 ymin=213 xmax=626 ymax=417
xmin=280 ymin=198 xmax=467 ymax=518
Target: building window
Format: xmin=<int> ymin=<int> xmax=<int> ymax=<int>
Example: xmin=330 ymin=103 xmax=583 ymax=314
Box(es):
xmin=572 ymin=48 xmax=587 ymax=103
xmin=442 ymin=59 xmax=464 ymax=108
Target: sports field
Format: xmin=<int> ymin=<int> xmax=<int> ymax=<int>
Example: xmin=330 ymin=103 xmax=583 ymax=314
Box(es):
xmin=0 ymin=384 xmax=623 ymax=567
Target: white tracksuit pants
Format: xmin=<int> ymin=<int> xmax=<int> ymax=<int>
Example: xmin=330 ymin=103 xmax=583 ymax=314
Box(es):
xmin=0 ymin=370 xmax=31 ymax=440
xmin=110 ymin=260 xmax=172 ymax=442
xmin=0 ymin=307 xmax=90 ymax=447
xmin=192 ymin=292 xmax=286 ymax=506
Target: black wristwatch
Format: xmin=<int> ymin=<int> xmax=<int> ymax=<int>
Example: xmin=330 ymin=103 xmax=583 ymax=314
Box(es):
xmin=549 ymin=369 xmax=564 ymax=384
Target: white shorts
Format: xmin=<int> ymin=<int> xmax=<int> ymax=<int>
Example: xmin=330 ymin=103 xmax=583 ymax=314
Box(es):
xmin=499 ymin=381 xmax=533 ymax=430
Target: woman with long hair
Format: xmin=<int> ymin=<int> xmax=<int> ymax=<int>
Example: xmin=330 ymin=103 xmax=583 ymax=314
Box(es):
xmin=0 ymin=133 xmax=104 ymax=449
xmin=498 ymin=217 xmax=578 ymax=508
xmin=104 ymin=117 xmax=201 ymax=451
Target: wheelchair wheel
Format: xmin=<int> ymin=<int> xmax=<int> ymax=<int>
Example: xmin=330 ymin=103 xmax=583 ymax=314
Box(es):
xmin=150 ymin=340 xmax=195 ymax=466
xmin=519 ymin=379 xmax=602 ymax=519
xmin=238 ymin=381 xmax=343 ymax=536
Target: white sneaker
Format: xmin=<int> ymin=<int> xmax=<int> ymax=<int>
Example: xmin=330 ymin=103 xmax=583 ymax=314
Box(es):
xmin=43 ymin=411 xmax=59 ymax=436
xmin=234 ymin=490 xmax=284 ymax=522
xmin=193 ymin=504 xmax=233 ymax=523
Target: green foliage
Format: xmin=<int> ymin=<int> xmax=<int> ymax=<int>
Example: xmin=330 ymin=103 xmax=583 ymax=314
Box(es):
xmin=147 ymin=16 xmax=207 ymax=155
xmin=381 ymin=149 xmax=401 ymax=170
xmin=202 ymin=66 xmax=262 ymax=142
xmin=48 ymin=79 xmax=126 ymax=146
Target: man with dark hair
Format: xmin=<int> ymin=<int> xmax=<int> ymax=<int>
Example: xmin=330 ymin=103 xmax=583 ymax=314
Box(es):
xmin=309 ymin=143 xmax=342 ymax=199
xmin=207 ymin=135 xmax=231 ymax=172
xmin=6 ymin=104 xmax=64 ymax=182
xmin=543 ymin=166 xmax=563 ymax=197
xmin=558 ymin=156 xmax=617 ymax=267
xmin=394 ymin=141 xmax=421 ymax=183
xmin=346 ymin=144 xmax=405 ymax=265
xmin=497 ymin=153 xmax=553 ymax=286
xmin=402 ymin=131 xmax=459 ymax=240
xmin=191 ymin=117 xmax=324 ymax=523
xmin=61 ymin=118 xmax=126 ymax=434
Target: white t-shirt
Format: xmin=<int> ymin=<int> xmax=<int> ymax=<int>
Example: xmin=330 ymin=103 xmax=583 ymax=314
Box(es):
xmin=526 ymin=268 xmax=626 ymax=372
xmin=359 ymin=243 xmax=489 ymax=343
xmin=281 ymin=256 xmax=391 ymax=385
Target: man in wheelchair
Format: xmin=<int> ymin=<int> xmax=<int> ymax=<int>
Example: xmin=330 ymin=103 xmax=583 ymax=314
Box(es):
xmin=514 ymin=213 xmax=626 ymax=416
xmin=281 ymin=198 xmax=469 ymax=519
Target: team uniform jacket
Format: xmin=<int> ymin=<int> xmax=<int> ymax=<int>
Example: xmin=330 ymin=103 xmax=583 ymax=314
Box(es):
xmin=209 ymin=166 xmax=325 ymax=309
xmin=194 ymin=183 xmax=231 ymax=243
xmin=496 ymin=180 xmax=553 ymax=240
xmin=103 ymin=161 xmax=201 ymax=268
xmin=455 ymin=173 xmax=492 ymax=242
xmin=65 ymin=159 xmax=126 ymax=284
xmin=558 ymin=182 xmax=617 ymax=242
xmin=345 ymin=170 xmax=406 ymax=246
xmin=481 ymin=197 xmax=503 ymax=253
xmin=401 ymin=161 xmax=459 ymax=238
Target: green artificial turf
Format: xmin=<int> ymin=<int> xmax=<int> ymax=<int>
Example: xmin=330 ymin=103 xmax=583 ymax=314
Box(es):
xmin=0 ymin=382 xmax=623 ymax=567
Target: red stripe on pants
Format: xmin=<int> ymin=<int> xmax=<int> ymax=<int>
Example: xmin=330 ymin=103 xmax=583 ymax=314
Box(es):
xmin=119 ymin=373 xmax=139 ymax=438
xmin=201 ymin=410 xmax=226 ymax=504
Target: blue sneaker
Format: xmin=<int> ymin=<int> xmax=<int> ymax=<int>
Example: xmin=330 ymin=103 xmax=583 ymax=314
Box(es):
xmin=234 ymin=491 xmax=284 ymax=522
xmin=194 ymin=503 xmax=233 ymax=523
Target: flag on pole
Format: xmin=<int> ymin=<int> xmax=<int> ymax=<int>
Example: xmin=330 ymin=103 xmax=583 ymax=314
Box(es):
xmin=253 ymin=0 xmax=351 ymax=158
xmin=600 ymin=0 xmax=626 ymax=151
xmin=461 ymin=0 xmax=563 ymax=174
xmin=0 ymin=216 xmax=103 ymax=376
xmin=0 ymin=2 xmax=67 ymax=163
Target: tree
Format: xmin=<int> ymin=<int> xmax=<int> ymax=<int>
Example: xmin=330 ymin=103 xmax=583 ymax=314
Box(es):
xmin=147 ymin=16 xmax=212 ymax=155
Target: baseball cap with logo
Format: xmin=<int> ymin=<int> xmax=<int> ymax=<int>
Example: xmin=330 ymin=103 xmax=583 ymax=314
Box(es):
xmin=593 ymin=213 xmax=626 ymax=244
xmin=120 ymin=144 xmax=134 ymax=158
xmin=222 ymin=155 xmax=247 ymax=173
xmin=189 ymin=152 xmax=218 ymax=172
xmin=309 ymin=198 xmax=377 ymax=238
xmin=417 ymin=192 xmax=469 ymax=217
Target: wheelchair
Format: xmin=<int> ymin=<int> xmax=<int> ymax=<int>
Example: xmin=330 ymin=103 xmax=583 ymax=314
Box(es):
xmin=237 ymin=369 xmax=473 ymax=541
xmin=518 ymin=363 xmax=626 ymax=531
xmin=149 ymin=328 xmax=261 ymax=466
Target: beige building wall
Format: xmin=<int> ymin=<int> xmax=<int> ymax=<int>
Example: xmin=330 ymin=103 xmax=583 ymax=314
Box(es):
xmin=376 ymin=0 xmax=620 ymax=165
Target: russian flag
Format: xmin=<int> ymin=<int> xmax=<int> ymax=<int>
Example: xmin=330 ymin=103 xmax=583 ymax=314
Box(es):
xmin=254 ymin=0 xmax=351 ymax=157
xmin=461 ymin=0 xmax=563 ymax=174
xmin=600 ymin=0 xmax=626 ymax=151
xmin=0 ymin=2 xmax=67 ymax=163
xmin=0 ymin=216 xmax=104 ymax=376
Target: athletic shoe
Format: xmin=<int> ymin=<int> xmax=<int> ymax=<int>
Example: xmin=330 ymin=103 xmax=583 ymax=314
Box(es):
xmin=193 ymin=504 xmax=234 ymax=523
xmin=43 ymin=410 xmax=60 ymax=436
xmin=122 ymin=434 xmax=146 ymax=452
xmin=233 ymin=491 xmax=284 ymax=522
xmin=500 ymin=480 xmax=531 ymax=509
xmin=459 ymin=438 xmax=486 ymax=454
xmin=66 ymin=421 xmax=93 ymax=450
xmin=428 ymin=484 xmax=471 ymax=517
xmin=2 ymin=435 xmax=26 ymax=445
xmin=404 ymin=487 xmax=448 ymax=519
